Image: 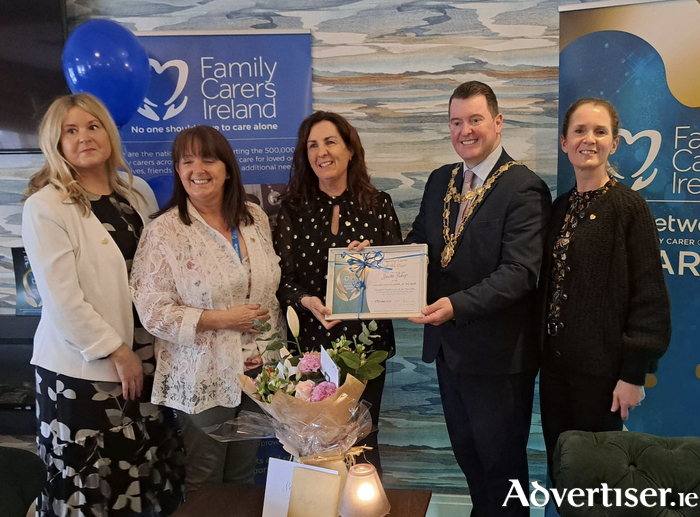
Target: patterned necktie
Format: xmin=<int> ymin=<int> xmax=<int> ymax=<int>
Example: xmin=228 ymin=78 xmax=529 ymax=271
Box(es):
xmin=455 ymin=168 xmax=475 ymax=235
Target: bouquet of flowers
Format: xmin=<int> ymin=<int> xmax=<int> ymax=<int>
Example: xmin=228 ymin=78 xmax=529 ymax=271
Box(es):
xmin=236 ymin=307 xmax=388 ymax=462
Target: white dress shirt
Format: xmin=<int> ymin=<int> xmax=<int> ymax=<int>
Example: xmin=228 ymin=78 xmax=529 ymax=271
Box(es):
xmin=464 ymin=144 xmax=503 ymax=189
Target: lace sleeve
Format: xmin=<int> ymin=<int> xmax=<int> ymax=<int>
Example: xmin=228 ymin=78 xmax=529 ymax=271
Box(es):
xmin=250 ymin=203 xmax=276 ymax=253
xmin=130 ymin=219 xmax=203 ymax=347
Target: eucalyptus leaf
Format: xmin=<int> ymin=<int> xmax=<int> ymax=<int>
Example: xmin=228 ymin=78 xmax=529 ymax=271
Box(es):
xmin=253 ymin=319 xmax=272 ymax=332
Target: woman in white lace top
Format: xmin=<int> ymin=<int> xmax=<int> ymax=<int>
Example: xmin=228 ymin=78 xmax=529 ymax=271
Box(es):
xmin=131 ymin=125 xmax=284 ymax=492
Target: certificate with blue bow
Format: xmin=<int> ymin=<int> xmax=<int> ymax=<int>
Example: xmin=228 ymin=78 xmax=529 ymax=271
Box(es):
xmin=325 ymin=244 xmax=428 ymax=320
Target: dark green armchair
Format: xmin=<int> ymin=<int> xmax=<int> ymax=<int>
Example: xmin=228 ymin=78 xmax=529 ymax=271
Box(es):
xmin=0 ymin=446 xmax=46 ymax=517
xmin=553 ymin=430 xmax=700 ymax=517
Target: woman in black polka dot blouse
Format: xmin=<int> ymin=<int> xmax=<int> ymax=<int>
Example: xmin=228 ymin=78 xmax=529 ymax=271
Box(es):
xmin=273 ymin=111 xmax=402 ymax=475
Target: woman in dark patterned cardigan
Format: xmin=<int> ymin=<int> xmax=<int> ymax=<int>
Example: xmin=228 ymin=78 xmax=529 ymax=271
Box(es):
xmin=539 ymin=98 xmax=671 ymax=476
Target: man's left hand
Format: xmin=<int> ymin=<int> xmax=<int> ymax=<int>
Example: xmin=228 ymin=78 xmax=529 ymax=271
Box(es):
xmin=409 ymin=297 xmax=454 ymax=326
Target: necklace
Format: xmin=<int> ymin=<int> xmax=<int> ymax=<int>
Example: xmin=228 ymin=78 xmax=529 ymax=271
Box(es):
xmin=440 ymin=160 xmax=521 ymax=268
xmin=205 ymin=217 xmax=229 ymax=233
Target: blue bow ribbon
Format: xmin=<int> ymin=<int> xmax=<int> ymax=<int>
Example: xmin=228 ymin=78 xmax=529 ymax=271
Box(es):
xmin=340 ymin=251 xmax=392 ymax=318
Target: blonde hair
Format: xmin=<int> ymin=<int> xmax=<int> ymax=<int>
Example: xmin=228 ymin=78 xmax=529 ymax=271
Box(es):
xmin=24 ymin=93 xmax=139 ymax=216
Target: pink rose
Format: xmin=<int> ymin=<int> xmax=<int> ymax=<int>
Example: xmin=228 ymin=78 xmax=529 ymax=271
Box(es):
xmin=298 ymin=352 xmax=322 ymax=373
xmin=294 ymin=380 xmax=315 ymax=402
xmin=310 ymin=381 xmax=337 ymax=402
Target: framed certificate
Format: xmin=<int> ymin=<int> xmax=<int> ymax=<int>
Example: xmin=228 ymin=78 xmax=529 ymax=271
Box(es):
xmin=325 ymin=244 xmax=428 ymax=320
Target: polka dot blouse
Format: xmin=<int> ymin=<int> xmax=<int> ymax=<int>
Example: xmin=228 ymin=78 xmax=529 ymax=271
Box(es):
xmin=273 ymin=189 xmax=402 ymax=355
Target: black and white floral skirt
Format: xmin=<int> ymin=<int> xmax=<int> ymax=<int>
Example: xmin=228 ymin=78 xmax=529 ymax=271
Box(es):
xmin=35 ymin=340 xmax=186 ymax=517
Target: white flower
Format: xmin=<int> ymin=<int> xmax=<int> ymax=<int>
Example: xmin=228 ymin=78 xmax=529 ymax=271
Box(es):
xmin=282 ymin=357 xmax=299 ymax=379
xmin=287 ymin=306 xmax=300 ymax=338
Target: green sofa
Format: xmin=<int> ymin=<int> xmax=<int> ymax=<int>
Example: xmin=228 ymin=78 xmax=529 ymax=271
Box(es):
xmin=0 ymin=446 xmax=45 ymax=517
xmin=553 ymin=430 xmax=700 ymax=517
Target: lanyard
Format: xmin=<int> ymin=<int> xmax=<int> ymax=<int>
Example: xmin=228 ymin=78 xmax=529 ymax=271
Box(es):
xmin=231 ymin=226 xmax=241 ymax=260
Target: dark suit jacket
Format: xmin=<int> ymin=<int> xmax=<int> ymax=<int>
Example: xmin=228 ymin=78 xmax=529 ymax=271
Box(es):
xmin=405 ymin=149 xmax=551 ymax=375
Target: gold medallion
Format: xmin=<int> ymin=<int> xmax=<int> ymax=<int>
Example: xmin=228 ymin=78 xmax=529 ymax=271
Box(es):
xmin=441 ymin=245 xmax=454 ymax=267
xmin=441 ymin=161 xmax=521 ymax=268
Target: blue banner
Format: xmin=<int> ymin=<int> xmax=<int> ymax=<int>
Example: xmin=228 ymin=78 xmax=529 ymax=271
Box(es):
xmin=559 ymin=27 xmax=700 ymax=436
xmin=119 ymin=32 xmax=312 ymax=206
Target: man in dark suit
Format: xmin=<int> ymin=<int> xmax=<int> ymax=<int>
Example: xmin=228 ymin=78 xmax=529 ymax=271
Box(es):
xmin=406 ymin=81 xmax=551 ymax=516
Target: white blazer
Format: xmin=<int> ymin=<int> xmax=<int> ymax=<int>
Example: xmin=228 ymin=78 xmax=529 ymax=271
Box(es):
xmin=22 ymin=174 xmax=159 ymax=382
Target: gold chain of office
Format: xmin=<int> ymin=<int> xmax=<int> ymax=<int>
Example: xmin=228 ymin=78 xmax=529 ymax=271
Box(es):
xmin=441 ymin=160 xmax=522 ymax=268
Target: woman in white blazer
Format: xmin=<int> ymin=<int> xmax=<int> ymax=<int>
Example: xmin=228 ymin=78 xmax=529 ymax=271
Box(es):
xmin=130 ymin=125 xmax=284 ymax=492
xmin=22 ymin=94 xmax=185 ymax=517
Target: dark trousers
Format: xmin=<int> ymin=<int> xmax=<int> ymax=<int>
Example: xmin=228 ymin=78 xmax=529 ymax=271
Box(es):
xmin=539 ymin=368 xmax=622 ymax=482
xmin=176 ymin=394 xmax=262 ymax=494
xmin=356 ymin=368 xmax=386 ymax=477
xmin=436 ymin=350 xmax=536 ymax=517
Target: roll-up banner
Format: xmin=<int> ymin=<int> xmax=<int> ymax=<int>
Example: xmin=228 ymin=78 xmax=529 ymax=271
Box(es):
xmin=119 ymin=31 xmax=313 ymax=208
xmin=559 ymin=0 xmax=700 ymax=436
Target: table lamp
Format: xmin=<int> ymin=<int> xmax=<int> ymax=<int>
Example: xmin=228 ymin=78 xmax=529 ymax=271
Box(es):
xmin=338 ymin=463 xmax=391 ymax=517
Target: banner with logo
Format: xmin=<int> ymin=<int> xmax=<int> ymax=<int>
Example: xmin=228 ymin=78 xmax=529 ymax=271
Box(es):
xmin=559 ymin=0 xmax=700 ymax=436
xmin=11 ymin=247 xmax=41 ymax=316
xmin=119 ymin=31 xmax=312 ymax=207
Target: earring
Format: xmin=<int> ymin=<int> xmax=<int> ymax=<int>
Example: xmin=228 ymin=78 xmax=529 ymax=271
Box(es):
xmin=226 ymin=175 xmax=231 ymax=179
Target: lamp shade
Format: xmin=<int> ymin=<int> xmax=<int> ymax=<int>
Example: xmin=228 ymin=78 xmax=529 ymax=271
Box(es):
xmin=338 ymin=463 xmax=391 ymax=517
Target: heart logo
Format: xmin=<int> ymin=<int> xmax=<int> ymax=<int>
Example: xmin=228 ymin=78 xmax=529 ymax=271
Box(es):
xmin=617 ymin=129 xmax=662 ymax=191
xmin=138 ymin=58 xmax=189 ymax=122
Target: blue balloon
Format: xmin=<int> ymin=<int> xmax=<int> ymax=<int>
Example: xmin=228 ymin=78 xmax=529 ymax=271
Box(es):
xmin=62 ymin=20 xmax=150 ymax=127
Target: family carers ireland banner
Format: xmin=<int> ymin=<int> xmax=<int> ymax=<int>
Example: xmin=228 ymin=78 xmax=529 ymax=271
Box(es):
xmin=559 ymin=0 xmax=700 ymax=436
xmin=119 ymin=31 xmax=312 ymax=207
